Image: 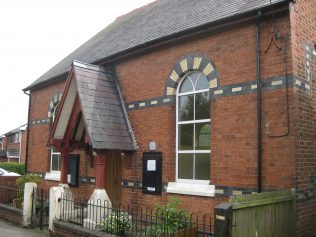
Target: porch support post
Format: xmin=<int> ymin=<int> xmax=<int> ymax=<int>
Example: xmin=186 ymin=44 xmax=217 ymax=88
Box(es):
xmin=60 ymin=149 xmax=69 ymax=184
xmin=95 ymin=153 xmax=105 ymax=189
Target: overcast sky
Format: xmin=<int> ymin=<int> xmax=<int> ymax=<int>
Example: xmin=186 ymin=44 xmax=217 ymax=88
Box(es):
xmin=0 ymin=0 xmax=154 ymax=135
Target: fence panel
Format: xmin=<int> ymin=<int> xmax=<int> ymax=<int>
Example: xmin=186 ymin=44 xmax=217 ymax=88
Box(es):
xmin=0 ymin=177 xmax=23 ymax=208
xmin=230 ymin=190 xmax=295 ymax=237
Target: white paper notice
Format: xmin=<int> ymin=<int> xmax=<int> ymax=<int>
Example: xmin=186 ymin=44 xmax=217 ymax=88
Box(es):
xmin=147 ymin=160 xmax=156 ymax=171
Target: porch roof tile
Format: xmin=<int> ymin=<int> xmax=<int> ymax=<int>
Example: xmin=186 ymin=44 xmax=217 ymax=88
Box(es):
xmin=74 ymin=61 xmax=136 ymax=151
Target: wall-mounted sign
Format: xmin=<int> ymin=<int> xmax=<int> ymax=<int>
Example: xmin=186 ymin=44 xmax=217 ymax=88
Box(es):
xmin=142 ymin=152 xmax=162 ymax=195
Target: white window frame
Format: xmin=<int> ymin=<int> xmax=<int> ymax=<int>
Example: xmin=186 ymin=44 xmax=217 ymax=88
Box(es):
xmin=45 ymin=148 xmax=61 ymax=181
xmin=176 ymin=72 xmax=211 ymax=184
xmin=167 ymin=71 xmax=215 ymax=197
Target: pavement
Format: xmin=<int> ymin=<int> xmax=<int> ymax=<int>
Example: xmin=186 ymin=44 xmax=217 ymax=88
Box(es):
xmin=0 ymin=220 xmax=50 ymax=237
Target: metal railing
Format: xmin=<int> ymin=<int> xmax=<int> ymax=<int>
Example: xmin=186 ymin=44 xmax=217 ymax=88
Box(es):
xmin=60 ymin=194 xmax=213 ymax=236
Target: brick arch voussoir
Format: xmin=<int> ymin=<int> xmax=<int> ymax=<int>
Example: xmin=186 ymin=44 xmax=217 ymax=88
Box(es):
xmin=47 ymin=92 xmax=63 ymax=120
xmin=165 ymin=54 xmax=220 ymax=96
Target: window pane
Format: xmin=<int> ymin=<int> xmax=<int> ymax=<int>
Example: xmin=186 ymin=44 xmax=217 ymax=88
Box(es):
xmin=195 ymin=123 xmax=210 ymax=150
xmin=195 ymin=153 xmax=210 ymax=180
xmin=179 ymin=124 xmax=194 ymax=150
xmin=178 ymin=153 xmax=193 ymax=179
xmin=179 ymin=95 xmax=194 ymax=121
xmin=195 ymin=74 xmax=209 ymax=90
xmin=195 ymin=92 xmax=210 ymax=120
xmin=179 ymin=77 xmax=193 ymax=93
xmin=52 ymin=154 xmax=61 ymax=171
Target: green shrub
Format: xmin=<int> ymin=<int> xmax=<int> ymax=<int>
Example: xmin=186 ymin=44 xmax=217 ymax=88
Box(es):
xmin=96 ymin=211 xmax=131 ymax=236
xmin=0 ymin=162 xmax=25 ymax=175
xmin=145 ymin=197 xmax=191 ymax=236
xmin=16 ymin=174 xmax=41 ymax=189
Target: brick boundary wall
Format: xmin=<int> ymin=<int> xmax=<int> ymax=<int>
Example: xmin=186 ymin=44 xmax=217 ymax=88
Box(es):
xmin=53 ymin=220 xmax=109 ymax=237
xmin=0 ymin=204 xmax=23 ymax=225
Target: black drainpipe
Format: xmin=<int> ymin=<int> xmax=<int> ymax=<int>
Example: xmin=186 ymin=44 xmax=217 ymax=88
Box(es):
xmin=256 ymin=11 xmax=262 ymax=193
xmin=23 ymin=91 xmax=31 ymax=175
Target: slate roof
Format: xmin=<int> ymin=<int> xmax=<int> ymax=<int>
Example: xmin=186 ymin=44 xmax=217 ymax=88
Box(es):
xmin=24 ymin=0 xmax=288 ymax=91
xmin=73 ymin=61 xmax=136 ymax=150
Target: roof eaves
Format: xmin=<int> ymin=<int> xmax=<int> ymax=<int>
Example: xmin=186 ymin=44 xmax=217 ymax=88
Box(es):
xmin=4 ymin=123 xmax=28 ymax=136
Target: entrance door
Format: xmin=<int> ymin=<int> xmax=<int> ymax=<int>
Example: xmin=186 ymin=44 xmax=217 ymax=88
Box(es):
xmin=105 ymin=150 xmax=122 ymax=204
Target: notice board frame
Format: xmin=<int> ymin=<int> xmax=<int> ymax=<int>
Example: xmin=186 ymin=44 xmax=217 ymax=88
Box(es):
xmin=142 ymin=152 xmax=162 ymax=195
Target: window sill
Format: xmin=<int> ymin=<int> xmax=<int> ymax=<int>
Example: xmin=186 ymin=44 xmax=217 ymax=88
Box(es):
xmin=166 ymin=182 xmax=215 ymax=197
xmin=45 ymin=172 xmax=61 ymax=181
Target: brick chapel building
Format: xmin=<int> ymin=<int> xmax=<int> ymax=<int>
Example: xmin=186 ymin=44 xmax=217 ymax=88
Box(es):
xmin=22 ymin=0 xmax=316 ymax=236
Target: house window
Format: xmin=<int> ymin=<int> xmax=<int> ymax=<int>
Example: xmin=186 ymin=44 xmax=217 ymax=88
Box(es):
xmin=46 ymin=103 xmax=62 ymax=181
xmin=14 ymin=132 xmax=20 ymax=143
xmin=8 ymin=135 xmax=14 ymax=144
xmin=177 ymin=72 xmax=210 ymax=182
xmin=50 ymin=147 xmax=61 ymax=172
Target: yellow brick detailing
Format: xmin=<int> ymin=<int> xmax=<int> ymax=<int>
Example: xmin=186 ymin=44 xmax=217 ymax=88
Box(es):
xmin=203 ymin=63 xmax=214 ymax=76
xmin=208 ymin=78 xmax=218 ymax=88
xmin=166 ymin=87 xmax=176 ymax=95
xmin=180 ymin=59 xmax=188 ymax=73
xmin=193 ymin=57 xmax=202 ymax=70
xmin=170 ymin=70 xmax=179 ymax=82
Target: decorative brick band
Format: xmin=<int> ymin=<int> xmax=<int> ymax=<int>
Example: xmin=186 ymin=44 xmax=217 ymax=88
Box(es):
xmin=126 ymin=95 xmax=175 ymax=111
xmin=165 ymin=54 xmax=220 ymax=96
xmin=79 ymin=176 xmax=96 ymax=185
xmin=30 ymin=117 xmax=50 ymax=126
xmin=127 ymin=75 xmax=296 ymax=111
xmin=211 ymin=75 xmax=294 ymax=98
xmin=31 ymin=76 xmax=304 ymax=122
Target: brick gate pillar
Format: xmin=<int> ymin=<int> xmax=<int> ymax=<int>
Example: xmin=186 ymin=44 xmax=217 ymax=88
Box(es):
xmin=95 ymin=154 xmax=105 ymax=189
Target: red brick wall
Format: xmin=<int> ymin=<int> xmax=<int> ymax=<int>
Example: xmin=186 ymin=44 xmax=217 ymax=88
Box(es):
xmin=28 ymin=80 xmax=65 ymax=174
xmin=116 ymin=13 xmax=295 ymax=214
xmin=290 ymin=0 xmax=316 ymax=236
xmin=0 ymin=204 xmax=23 ymax=226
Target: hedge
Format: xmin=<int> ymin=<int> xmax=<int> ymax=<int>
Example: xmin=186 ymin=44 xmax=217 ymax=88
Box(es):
xmin=0 ymin=162 xmax=25 ymax=175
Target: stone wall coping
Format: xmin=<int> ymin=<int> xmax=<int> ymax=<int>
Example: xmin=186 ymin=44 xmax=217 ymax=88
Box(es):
xmin=0 ymin=203 xmax=23 ymax=215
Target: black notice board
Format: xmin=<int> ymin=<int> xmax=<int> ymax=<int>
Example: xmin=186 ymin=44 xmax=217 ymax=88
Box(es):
xmin=142 ymin=152 xmax=162 ymax=195
xmin=67 ymin=154 xmax=80 ymax=187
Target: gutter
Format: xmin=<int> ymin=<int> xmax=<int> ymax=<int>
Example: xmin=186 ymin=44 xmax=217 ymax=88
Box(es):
xmin=19 ymin=130 xmax=22 ymax=163
xmin=23 ymin=91 xmax=31 ymax=174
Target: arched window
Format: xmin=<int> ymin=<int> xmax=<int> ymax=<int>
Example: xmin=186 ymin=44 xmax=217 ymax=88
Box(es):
xmin=46 ymin=102 xmax=61 ymax=181
xmin=177 ymin=72 xmax=210 ymax=181
xmin=52 ymin=102 xmax=60 ymax=123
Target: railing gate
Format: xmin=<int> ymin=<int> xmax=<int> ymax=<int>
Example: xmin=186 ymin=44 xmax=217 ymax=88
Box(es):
xmin=31 ymin=188 xmax=49 ymax=230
